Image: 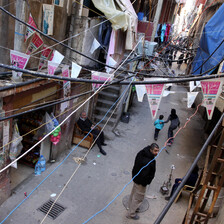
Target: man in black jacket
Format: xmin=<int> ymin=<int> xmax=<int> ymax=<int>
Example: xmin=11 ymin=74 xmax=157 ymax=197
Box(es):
xmin=77 ymin=111 xmax=107 ymax=155
xmin=127 ymin=143 xmax=159 ymax=220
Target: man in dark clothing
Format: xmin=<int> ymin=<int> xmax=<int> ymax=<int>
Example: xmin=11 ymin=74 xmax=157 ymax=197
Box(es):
xmin=165 ymin=165 xmax=199 ymax=201
xmin=127 ymin=143 xmax=159 ymax=220
xmin=77 ymin=111 xmax=107 ymax=155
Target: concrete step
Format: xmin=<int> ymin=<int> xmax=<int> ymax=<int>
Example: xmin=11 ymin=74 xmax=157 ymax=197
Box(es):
xmin=95 ymin=106 xmax=117 ymax=118
xmin=94 ymin=114 xmax=116 ymax=126
xmin=98 ymin=91 xmax=119 ymax=101
xmin=97 ymin=98 xmax=116 ymax=108
xmin=103 ymin=85 xmax=120 ymax=94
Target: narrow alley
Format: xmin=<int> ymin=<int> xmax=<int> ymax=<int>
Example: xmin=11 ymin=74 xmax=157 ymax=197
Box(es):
xmin=0 ymin=82 xmax=206 ymax=224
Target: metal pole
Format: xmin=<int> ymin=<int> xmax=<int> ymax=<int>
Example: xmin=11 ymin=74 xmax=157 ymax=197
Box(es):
xmin=154 ymin=113 xmax=224 ymax=224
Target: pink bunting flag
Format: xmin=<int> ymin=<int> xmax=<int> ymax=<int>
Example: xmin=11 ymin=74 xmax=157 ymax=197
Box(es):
xmin=38 ymin=45 xmax=52 ymax=70
xmin=145 ymin=83 xmax=165 ymax=120
xmin=24 ymin=13 xmax=37 ymax=42
xmin=201 ymin=80 xmax=222 ymax=120
xmin=26 ymin=32 xmax=44 ymax=55
xmin=91 ymin=72 xmax=113 ymax=89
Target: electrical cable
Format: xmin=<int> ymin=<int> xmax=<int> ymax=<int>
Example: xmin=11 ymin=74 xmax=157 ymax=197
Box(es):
xmin=81 ymin=98 xmax=212 ymax=224
xmin=154 ymin=112 xmax=224 ymax=224
xmin=0 ymin=36 xmax=140 ymax=172
xmin=0 ymin=48 xmax=138 ymax=224
xmin=0 ymin=6 xmax=141 ymax=75
xmin=40 ymin=67 xmax=136 ymax=224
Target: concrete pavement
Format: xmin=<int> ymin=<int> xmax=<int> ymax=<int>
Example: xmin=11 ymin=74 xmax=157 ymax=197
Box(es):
xmin=0 ymin=83 xmax=206 ymax=224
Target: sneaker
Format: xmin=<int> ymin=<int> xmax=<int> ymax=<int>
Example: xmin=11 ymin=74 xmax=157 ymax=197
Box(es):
xmin=154 ymin=138 xmax=157 ymax=141
xmin=101 ymin=143 xmax=107 ymax=146
xmin=167 ymin=143 xmax=172 ymax=147
xmin=100 ymin=149 xmax=107 ymax=156
xmin=126 ymin=214 xmax=140 ymax=220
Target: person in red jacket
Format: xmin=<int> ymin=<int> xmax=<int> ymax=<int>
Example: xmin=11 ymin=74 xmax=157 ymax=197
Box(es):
xmin=126 ymin=143 xmax=159 ymax=220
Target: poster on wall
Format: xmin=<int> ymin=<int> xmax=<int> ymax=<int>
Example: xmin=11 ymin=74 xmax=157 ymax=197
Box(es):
xmin=145 ymin=80 xmax=165 ymax=120
xmin=62 ymin=65 xmax=71 ymax=97
xmin=38 ymin=45 xmax=52 ymax=70
xmin=91 ymin=71 xmax=113 ymax=89
xmin=48 ymin=61 xmax=59 ymax=75
xmin=43 ymin=4 xmax=54 ymax=35
xmin=24 ymin=13 xmax=37 ymax=42
xmin=10 ymin=50 xmax=30 ymax=81
xmin=201 ymin=79 xmax=223 ymax=120
xmin=26 ymin=32 xmax=44 ymax=55
xmin=53 ymin=0 xmax=63 ymax=7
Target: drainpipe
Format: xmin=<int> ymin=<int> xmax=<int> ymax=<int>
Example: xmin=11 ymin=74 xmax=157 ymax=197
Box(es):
xmin=151 ymin=0 xmax=164 ymax=42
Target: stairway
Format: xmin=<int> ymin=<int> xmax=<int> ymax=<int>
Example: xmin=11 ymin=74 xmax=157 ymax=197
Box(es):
xmin=93 ymin=85 xmax=120 ymax=128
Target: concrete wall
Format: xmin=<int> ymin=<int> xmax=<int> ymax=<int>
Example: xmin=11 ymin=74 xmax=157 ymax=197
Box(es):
xmin=70 ymin=17 xmax=101 ymax=68
xmin=0 ymin=1 xmax=15 ymax=72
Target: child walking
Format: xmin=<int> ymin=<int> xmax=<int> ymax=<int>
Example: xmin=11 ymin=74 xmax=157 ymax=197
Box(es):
xmin=154 ymin=115 xmax=164 ymax=141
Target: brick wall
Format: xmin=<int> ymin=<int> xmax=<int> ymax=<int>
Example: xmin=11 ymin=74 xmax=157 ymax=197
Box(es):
xmin=0 ymin=166 xmax=11 ymax=205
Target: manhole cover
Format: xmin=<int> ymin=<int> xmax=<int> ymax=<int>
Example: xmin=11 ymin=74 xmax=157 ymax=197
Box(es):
xmin=37 ymin=199 xmax=66 ymax=220
xmin=122 ymin=195 xmax=149 ymax=213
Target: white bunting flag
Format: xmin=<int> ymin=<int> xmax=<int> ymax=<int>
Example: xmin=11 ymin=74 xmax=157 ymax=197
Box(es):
xmin=190 ymin=81 xmax=201 ymax=92
xmin=187 ymin=92 xmax=198 ymax=108
xmin=51 ymin=50 xmax=64 ymax=64
xmin=201 ymin=79 xmax=223 ymax=119
xmin=90 ymin=38 xmax=101 ymax=54
xmin=71 ymin=62 xmax=82 ymax=78
xmin=135 ymin=84 xmax=146 ymax=102
xmin=106 ymin=56 xmax=117 ymax=73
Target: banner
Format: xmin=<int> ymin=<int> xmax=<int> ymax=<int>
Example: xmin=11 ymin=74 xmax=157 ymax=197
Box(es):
xmin=43 ymin=4 xmax=54 ymax=35
xmin=145 ymin=80 xmax=165 ymax=119
xmin=10 ymin=50 xmax=30 ymax=81
xmin=48 ymin=61 xmax=59 ymax=75
xmin=71 ymin=62 xmax=82 ymax=78
xmin=201 ymin=79 xmax=223 ymax=119
xmin=187 ymin=92 xmax=198 ymax=108
xmin=38 ymin=45 xmax=52 ymax=70
xmin=24 ymin=13 xmax=37 ymax=42
xmin=91 ymin=71 xmax=113 ymax=89
xmin=26 ymin=32 xmax=44 ymax=55
xmin=62 ymin=65 xmax=71 ymax=97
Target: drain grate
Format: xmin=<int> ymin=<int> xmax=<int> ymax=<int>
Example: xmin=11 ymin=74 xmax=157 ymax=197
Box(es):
xmin=37 ymin=199 xmax=66 ymax=220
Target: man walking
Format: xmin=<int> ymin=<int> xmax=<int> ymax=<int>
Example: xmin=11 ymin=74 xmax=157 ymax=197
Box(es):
xmin=127 ymin=143 xmax=159 ymax=220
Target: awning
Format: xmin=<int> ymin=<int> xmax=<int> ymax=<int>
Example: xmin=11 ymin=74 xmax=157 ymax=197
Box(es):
xmin=192 ymin=3 xmax=224 ymax=75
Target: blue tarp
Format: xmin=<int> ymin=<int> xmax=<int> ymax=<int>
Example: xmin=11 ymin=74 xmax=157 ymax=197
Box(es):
xmin=192 ymin=3 xmax=224 ymax=75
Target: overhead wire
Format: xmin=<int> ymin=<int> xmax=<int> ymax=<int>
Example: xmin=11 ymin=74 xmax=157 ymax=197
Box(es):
xmin=0 ymin=37 xmax=140 ymax=224
xmin=0 ymin=35 xmax=141 ymax=172
xmin=0 ymin=4 xmax=143 ymax=75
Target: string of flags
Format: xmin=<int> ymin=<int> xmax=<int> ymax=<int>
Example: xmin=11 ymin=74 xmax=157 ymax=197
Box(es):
xmin=135 ymin=78 xmax=223 ymax=121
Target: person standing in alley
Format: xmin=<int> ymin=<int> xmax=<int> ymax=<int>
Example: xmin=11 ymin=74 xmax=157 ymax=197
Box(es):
xmin=77 ymin=111 xmax=107 ymax=155
xmin=154 ymin=115 xmax=164 ymax=141
xmin=126 ymin=143 xmax=159 ymax=220
xmin=163 ymin=109 xmax=180 ymax=146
